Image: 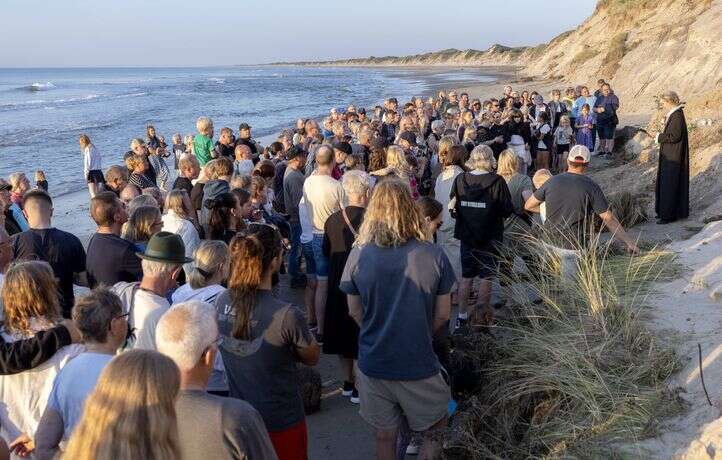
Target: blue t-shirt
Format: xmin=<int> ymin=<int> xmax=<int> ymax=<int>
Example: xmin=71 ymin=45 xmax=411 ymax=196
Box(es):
xmin=340 ymin=239 xmax=456 ymax=381
xmin=47 ymin=352 xmax=113 ymax=439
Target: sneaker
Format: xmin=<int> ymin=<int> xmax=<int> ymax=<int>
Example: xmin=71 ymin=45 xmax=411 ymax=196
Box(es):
xmin=406 ymin=442 xmax=420 ymax=455
xmin=350 ymin=388 xmax=360 ymax=404
xmin=341 ymin=381 xmax=354 ymax=397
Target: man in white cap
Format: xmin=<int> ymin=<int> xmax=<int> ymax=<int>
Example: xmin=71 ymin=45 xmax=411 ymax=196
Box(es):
xmin=524 ymin=145 xmax=638 ymax=255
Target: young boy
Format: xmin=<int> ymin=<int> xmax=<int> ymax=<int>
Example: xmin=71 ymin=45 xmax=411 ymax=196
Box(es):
xmin=192 ymin=116 xmax=214 ymax=166
xmin=172 ymin=133 xmax=185 ymax=172
xmin=172 ymin=154 xmax=200 ymax=196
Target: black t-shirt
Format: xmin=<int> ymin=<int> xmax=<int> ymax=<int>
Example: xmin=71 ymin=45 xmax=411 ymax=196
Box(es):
xmin=86 ymin=232 xmax=142 ymax=289
xmin=191 ymin=182 xmax=205 ymax=211
xmin=533 ymin=172 xmax=610 ymax=248
xmin=172 ymin=177 xmax=193 ymax=196
xmin=235 ymin=138 xmax=258 ymax=155
xmin=12 ymin=228 xmax=86 ymax=317
xmin=214 ymin=142 xmax=235 ymax=159
xmin=450 ymin=172 xmax=513 ymax=248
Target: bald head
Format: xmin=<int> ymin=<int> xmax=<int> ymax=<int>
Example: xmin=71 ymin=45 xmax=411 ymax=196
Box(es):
xmin=119 ymin=184 xmax=140 ymax=204
xmin=315 ymin=145 xmax=334 ymax=168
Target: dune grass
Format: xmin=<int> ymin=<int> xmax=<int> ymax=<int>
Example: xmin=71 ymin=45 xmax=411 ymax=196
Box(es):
xmin=444 ymin=232 xmax=685 ymax=459
xmin=570 ymin=47 xmax=599 ymax=67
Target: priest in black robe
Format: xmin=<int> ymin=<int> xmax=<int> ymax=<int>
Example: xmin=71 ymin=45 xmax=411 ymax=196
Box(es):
xmin=655 ymin=91 xmax=689 ymax=224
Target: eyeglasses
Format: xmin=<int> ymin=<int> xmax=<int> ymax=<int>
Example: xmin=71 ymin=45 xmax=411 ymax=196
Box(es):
xmin=114 ymin=312 xmax=130 ymax=321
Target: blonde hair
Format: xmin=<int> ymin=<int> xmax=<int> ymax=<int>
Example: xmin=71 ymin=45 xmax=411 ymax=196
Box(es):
xmin=559 ymin=114 xmax=571 ymax=127
xmin=356 ymin=179 xmax=428 ymax=247
xmin=497 ymin=149 xmax=519 ymax=179
xmin=164 ymin=190 xmax=193 ymax=221
xmin=466 ymin=145 xmax=496 ymax=171
xmin=437 ymin=136 xmax=456 ymax=162
xmin=125 ymin=155 xmax=145 ymax=172
xmin=532 ymin=169 xmax=553 ymax=189
xmin=385 ymin=145 xmax=412 ymax=178
xmin=196 ymin=116 xmax=213 ymax=135
xmin=129 ymin=138 xmax=145 ymax=150
xmin=125 ymin=205 xmax=161 ymax=243
xmin=178 ymin=154 xmax=199 ymax=172
xmin=79 ymin=134 xmax=91 ymax=149
xmin=1 ymin=261 xmax=61 ymax=336
xmin=35 ymin=170 xmax=47 ymax=181
xmin=61 ymin=350 xmax=181 ymax=460
xmin=189 ymin=240 xmax=230 ymax=289
xmin=8 ymin=172 xmax=27 ymax=192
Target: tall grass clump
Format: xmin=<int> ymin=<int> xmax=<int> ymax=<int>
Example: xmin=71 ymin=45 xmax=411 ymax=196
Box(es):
xmin=445 ymin=229 xmax=685 ymax=459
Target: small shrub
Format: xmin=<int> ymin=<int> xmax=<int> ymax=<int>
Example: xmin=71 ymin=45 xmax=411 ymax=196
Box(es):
xmin=570 ymin=47 xmax=599 ymax=67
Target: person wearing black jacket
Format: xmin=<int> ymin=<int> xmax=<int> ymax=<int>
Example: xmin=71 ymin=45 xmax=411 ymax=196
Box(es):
xmin=0 ymin=323 xmax=79 ymax=375
xmin=450 ymin=145 xmax=513 ymax=327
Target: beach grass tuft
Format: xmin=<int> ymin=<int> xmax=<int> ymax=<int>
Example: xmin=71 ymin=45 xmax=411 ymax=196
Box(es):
xmin=570 ymin=47 xmax=599 ymax=67
xmin=444 ymin=232 xmax=685 ymax=459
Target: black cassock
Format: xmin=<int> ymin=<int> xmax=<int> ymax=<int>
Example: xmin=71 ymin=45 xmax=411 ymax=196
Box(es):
xmin=655 ymin=108 xmax=689 ymax=221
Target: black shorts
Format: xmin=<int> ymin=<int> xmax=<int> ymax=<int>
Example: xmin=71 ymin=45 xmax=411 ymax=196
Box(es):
xmin=597 ymin=124 xmax=616 ymax=140
xmin=460 ymin=241 xmax=498 ymax=279
xmin=86 ymin=170 xmax=106 ymax=184
xmin=557 ymin=143 xmax=570 ymax=155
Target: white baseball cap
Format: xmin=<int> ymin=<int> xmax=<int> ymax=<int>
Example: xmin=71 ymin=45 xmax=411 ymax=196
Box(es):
xmin=567 ymin=145 xmax=591 ymax=164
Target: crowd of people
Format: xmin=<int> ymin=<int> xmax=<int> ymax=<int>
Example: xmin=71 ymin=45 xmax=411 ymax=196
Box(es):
xmin=0 ymin=79 xmax=686 ymax=460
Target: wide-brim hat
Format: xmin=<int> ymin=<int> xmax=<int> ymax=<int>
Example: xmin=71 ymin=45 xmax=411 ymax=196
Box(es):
xmin=136 ymin=231 xmax=193 ymax=264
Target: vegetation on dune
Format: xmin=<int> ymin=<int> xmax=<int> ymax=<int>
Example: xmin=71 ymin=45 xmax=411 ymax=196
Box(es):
xmin=444 ymin=232 xmax=685 ymax=459
xmin=570 ymin=47 xmax=599 ymax=67
xmin=600 ymin=32 xmax=629 ymax=78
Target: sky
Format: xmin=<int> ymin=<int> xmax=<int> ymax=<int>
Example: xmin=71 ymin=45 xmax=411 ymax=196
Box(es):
xmin=0 ymin=0 xmax=597 ymax=67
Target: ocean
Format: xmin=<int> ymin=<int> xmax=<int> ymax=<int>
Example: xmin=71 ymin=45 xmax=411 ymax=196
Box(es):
xmin=0 ymin=66 xmax=494 ymax=196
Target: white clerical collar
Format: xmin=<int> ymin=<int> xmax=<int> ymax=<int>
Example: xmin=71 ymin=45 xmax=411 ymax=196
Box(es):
xmin=666 ymin=105 xmax=684 ymax=120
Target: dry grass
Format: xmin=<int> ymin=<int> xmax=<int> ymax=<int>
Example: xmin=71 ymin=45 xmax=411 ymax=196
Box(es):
xmin=570 ymin=47 xmax=599 ymax=67
xmin=444 ymin=232 xmax=685 ymax=459
xmin=607 ymin=191 xmax=648 ymax=228
xmin=600 ymin=32 xmax=628 ymax=78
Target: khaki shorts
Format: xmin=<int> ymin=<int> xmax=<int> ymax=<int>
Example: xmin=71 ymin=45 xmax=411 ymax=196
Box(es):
xmin=356 ymin=369 xmax=450 ymax=432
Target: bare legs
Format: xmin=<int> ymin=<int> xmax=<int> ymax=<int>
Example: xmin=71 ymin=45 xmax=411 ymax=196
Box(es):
xmin=458 ymin=277 xmax=492 ymax=324
xmin=88 ymin=182 xmax=99 ymax=198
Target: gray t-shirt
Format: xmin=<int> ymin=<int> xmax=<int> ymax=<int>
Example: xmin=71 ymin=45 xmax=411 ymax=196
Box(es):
xmin=175 ymin=390 xmax=278 ymax=460
xmin=339 ymin=239 xmax=456 ymax=381
xmin=215 ymin=290 xmax=313 ymax=432
xmin=283 ymin=167 xmax=305 ymax=225
xmin=533 ymin=172 xmax=609 ymax=248
xmin=505 ymin=173 xmax=533 ymax=231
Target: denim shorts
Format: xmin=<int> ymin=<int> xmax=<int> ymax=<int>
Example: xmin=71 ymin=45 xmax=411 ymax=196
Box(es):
xmin=460 ymin=241 xmax=497 ymax=279
xmin=301 ymin=241 xmax=317 ymax=277
xmin=310 ymin=234 xmax=329 ymax=278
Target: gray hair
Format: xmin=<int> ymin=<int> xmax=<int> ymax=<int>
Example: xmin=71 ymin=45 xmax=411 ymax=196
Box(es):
xmin=466 ymin=145 xmax=496 ymax=171
xmin=188 ymin=240 xmax=229 ymax=289
xmin=156 ymin=300 xmax=218 ymax=371
xmin=141 ymin=259 xmax=181 ymax=277
xmin=342 ymin=170 xmax=371 ymax=198
xmin=431 ymin=120 xmax=445 ymax=133
xmin=71 ymin=288 xmax=123 ymax=344
xmin=660 ymin=91 xmax=681 ymax=105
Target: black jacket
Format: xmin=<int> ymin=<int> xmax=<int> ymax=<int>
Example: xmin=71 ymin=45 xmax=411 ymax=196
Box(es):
xmin=0 ymin=326 xmax=71 ymax=375
xmin=450 ymin=172 xmax=513 ymax=248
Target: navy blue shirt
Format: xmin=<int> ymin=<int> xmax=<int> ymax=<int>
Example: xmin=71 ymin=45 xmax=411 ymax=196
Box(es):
xmin=340 ymin=239 xmax=456 ymax=381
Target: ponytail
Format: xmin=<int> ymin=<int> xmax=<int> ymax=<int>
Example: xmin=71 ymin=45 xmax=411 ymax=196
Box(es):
xmin=205 ymin=192 xmax=237 ymax=240
xmin=227 ymin=224 xmax=282 ymax=340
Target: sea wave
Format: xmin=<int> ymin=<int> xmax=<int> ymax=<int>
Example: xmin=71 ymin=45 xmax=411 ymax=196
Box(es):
xmin=25 ymin=82 xmax=56 ymax=91
xmin=208 ymin=77 xmax=225 ymax=84
xmin=0 ymin=92 xmax=145 ymax=111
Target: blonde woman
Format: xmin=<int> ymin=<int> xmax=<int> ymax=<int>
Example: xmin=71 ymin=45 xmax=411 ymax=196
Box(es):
xmin=434 ymin=143 xmax=465 ymax=282
xmin=123 ymin=205 xmax=163 ymax=252
xmin=79 ymin=134 xmax=105 ymax=198
xmin=370 ymin=145 xmax=419 ymax=199
xmin=61 ymin=349 xmax=181 ymax=460
xmin=8 ymin=172 xmax=30 ymax=207
xmin=0 ymin=261 xmax=84 ymax=448
xmin=162 ymin=190 xmax=200 ymax=278
xmin=171 ymin=240 xmax=229 ymax=305
xmin=340 ymin=179 xmax=454 ymax=459
xmin=450 ymin=145 xmax=513 ymax=326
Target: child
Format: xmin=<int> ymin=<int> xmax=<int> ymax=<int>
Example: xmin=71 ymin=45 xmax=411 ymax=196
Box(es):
xmin=233 ymin=145 xmax=255 ymax=177
xmin=35 ymin=170 xmax=48 ymax=192
xmin=532 ymin=169 xmax=552 ymax=224
xmin=192 ymin=117 xmax=214 ymax=166
xmin=183 ymin=134 xmax=194 ymax=156
xmin=575 ymin=104 xmax=595 ymax=151
xmin=534 ymin=112 xmax=553 ymax=172
xmin=171 ymin=133 xmax=185 ymax=172
xmin=553 ymin=115 xmax=574 ymax=173
xmin=79 ymin=134 xmax=105 ymax=198
xmin=172 ymin=154 xmax=200 ymax=196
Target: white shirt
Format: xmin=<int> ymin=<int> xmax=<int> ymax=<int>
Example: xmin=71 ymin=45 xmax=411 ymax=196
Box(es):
xmin=0 ymin=320 xmax=84 ymax=443
xmin=161 ymin=210 xmax=200 ymax=278
xmin=83 ymin=145 xmax=102 ymax=176
xmin=537 ymin=123 xmax=551 ymax=149
xmin=111 ymin=282 xmax=170 ymax=350
xmin=303 ymin=173 xmax=344 ymax=234
xmin=435 ymin=166 xmax=464 ymax=233
xmin=299 ymin=198 xmax=314 ymax=244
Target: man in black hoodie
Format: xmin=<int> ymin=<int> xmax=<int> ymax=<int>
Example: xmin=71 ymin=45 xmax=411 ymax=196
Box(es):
xmin=450 ymin=145 xmax=512 ymax=327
